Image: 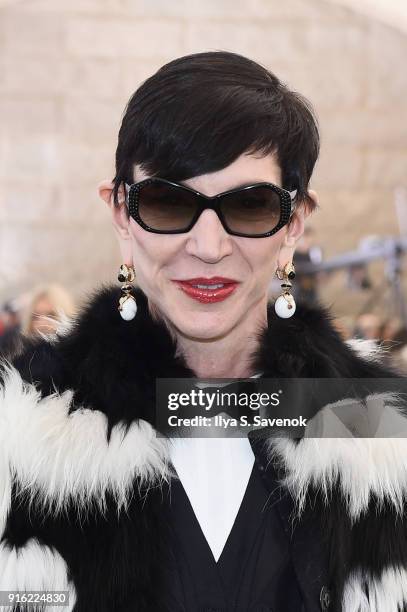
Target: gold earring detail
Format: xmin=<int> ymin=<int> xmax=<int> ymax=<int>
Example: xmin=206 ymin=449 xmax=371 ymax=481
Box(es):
xmin=274 ymin=262 xmax=296 ymax=318
xmin=117 ymin=264 xmax=137 ymax=321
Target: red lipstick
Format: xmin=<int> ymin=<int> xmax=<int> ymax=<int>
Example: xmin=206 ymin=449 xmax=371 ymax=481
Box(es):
xmin=172 ymin=277 xmax=240 ymax=303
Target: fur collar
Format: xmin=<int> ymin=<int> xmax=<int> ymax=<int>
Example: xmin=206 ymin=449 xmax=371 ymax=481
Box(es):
xmin=0 ymin=283 xmax=405 ymax=525
xmin=2 ymin=283 xmax=407 ymax=611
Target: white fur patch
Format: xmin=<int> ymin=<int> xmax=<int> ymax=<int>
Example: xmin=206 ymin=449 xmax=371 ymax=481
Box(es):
xmin=0 ymin=429 xmax=11 ymax=538
xmin=0 ymin=359 xmax=173 ymax=527
xmin=346 ymin=338 xmax=391 ymax=363
xmin=0 ymin=538 xmax=76 ymax=611
xmin=268 ymin=392 xmax=407 ymax=520
xmin=342 ymin=565 xmax=407 ymax=612
xmin=267 ymin=339 xmax=407 ymax=521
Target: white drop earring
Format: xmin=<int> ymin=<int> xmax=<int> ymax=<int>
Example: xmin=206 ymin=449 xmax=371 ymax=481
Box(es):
xmin=117 ymin=264 xmax=137 ymax=321
xmin=274 ymin=262 xmax=296 ymax=318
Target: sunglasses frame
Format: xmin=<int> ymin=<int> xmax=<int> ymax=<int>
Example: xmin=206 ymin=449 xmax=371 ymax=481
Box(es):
xmin=124 ymin=177 xmax=298 ymax=238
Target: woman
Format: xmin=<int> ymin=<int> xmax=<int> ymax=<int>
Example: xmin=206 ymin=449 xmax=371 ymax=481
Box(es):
xmin=20 ymin=284 xmax=77 ymax=339
xmin=0 ymin=284 xmax=76 ymax=362
xmin=0 ymin=51 xmax=406 ymax=612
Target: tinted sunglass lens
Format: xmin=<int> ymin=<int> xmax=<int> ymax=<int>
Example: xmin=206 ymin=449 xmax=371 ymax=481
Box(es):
xmin=138 ymin=183 xmax=197 ymax=231
xmin=220 ymin=187 xmax=281 ymax=235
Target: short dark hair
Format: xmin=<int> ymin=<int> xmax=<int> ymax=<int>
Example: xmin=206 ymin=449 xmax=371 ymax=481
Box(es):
xmin=112 ymin=50 xmax=320 ymax=214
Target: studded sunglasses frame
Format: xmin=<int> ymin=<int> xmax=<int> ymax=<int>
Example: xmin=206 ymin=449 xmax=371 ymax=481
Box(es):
xmin=124 ymin=177 xmax=298 ymax=238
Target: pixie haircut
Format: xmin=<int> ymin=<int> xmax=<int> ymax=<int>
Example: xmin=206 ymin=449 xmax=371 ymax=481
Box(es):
xmin=112 ymin=50 xmax=320 ymax=215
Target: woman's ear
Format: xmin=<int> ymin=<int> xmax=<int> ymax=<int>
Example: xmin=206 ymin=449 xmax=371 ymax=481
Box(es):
xmin=285 ymin=207 xmax=306 ymax=248
xmin=97 ymin=180 xmax=130 ymax=238
xmin=307 ymin=189 xmax=319 ymax=211
xmin=276 ymin=215 xmax=301 ymax=272
xmin=277 ymin=189 xmax=318 ymax=269
xmin=98 ymin=180 xmax=127 ymax=207
xmin=98 ymin=179 xmax=115 ymax=207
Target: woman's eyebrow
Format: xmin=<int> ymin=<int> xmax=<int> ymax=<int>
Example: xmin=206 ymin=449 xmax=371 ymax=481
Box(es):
xmin=180 ymin=180 xmax=269 ymax=192
xmin=231 ymin=180 xmax=265 ymax=189
xmin=216 ymin=180 xmax=272 ymax=193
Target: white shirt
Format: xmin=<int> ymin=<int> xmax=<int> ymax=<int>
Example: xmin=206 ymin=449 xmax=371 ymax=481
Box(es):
xmin=168 ymin=373 xmax=263 ymax=562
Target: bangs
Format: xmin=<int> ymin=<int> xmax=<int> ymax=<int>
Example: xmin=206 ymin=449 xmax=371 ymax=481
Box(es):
xmin=113 ymin=51 xmax=319 ymax=212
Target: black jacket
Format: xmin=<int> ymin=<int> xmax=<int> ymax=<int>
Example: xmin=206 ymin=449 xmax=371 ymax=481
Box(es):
xmin=0 ymin=284 xmax=406 ymax=611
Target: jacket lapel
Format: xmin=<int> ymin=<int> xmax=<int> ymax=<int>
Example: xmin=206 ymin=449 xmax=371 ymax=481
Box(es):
xmin=248 ymin=433 xmax=330 ymax=612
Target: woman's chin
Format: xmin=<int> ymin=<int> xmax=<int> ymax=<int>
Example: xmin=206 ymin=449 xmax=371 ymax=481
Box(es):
xmin=172 ymin=313 xmax=236 ymax=341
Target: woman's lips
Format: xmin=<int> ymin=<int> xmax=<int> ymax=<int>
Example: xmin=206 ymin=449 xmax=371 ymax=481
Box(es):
xmin=173 ymin=280 xmax=239 ymax=303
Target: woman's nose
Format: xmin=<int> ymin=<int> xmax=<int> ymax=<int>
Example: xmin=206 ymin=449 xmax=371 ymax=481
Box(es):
xmin=185 ymin=209 xmax=233 ymax=262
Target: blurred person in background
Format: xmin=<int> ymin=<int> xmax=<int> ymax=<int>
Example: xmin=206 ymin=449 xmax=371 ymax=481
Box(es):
xmin=0 ymin=284 xmax=76 ymax=360
xmin=19 ymin=283 xmax=77 ymax=338
xmin=0 ymin=300 xmax=21 ymax=357
xmin=379 ymin=317 xmax=403 ymax=343
xmin=353 ymin=312 xmax=382 ymax=343
xmin=292 ymin=226 xmax=323 ymax=305
xmin=330 ymin=315 xmax=354 ymax=341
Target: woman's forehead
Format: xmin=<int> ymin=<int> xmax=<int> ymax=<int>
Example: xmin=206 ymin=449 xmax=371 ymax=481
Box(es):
xmin=133 ymin=152 xmax=282 ymax=196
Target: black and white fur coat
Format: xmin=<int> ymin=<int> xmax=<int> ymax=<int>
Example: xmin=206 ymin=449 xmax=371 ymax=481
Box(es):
xmin=0 ymin=283 xmax=406 ymax=612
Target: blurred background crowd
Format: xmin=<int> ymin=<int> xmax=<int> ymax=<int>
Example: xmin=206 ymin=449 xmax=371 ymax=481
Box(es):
xmin=0 ymin=0 xmax=406 ymax=373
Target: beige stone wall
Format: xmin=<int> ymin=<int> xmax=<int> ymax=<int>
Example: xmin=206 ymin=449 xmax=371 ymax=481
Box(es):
xmin=0 ymin=0 xmax=406 ymax=318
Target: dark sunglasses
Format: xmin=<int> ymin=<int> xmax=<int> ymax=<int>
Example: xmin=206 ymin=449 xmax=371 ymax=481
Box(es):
xmin=124 ymin=177 xmax=298 ymax=238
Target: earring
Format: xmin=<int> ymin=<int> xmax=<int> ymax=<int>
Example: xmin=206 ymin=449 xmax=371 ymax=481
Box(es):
xmin=117 ymin=264 xmax=137 ymax=321
xmin=274 ymin=262 xmax=296 ymax=318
